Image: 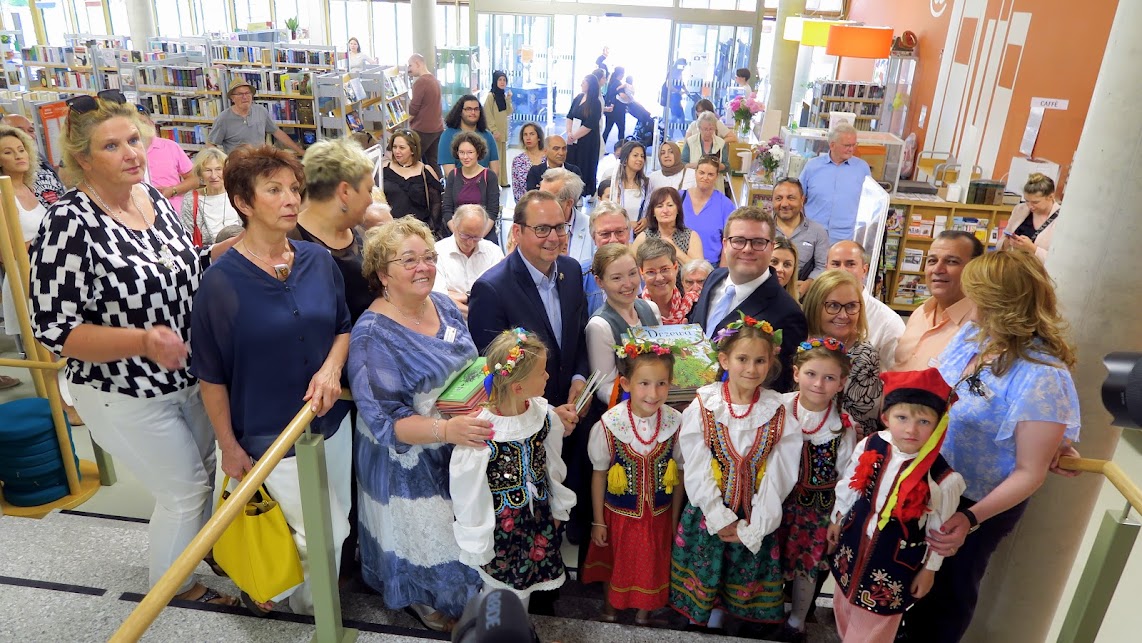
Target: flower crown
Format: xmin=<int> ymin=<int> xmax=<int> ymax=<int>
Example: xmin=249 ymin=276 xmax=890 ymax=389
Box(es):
xmin=798 ymin=336 xmax=846 ymax=354
xmin=712 ymin=312 xmax=783 ymax=352
xmin=482 ymin=328 xmax=530 ymax=394
xmin=613 ymin=336 xmax=689 ymax=361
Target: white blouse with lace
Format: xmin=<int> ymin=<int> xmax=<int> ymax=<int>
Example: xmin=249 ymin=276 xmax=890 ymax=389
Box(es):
xmin=587 ymin=400 xmax=683 ymax=469
xmin=678 ymin=383 xmax=803 ymax=554
xmin=449 ymin=398 xmax=577 ymax=590
xmin=781 ymin=391 xmax=857 ymax=477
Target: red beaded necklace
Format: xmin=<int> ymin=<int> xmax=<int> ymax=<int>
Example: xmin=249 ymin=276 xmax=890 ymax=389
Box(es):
xmin=627 ymin=403 xmax=663 ymax=446
xmin=792 ymin=394 xmax=833 ymax=436
xmin=722 ymin=379 xmax=761 ymax=419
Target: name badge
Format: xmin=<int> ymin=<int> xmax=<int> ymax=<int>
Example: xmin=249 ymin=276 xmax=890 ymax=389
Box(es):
xmin=444 ymin=326 xmax=458 ymax=343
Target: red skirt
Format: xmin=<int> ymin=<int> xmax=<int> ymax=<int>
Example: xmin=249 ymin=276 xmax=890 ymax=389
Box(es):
xmin=581 ymin=504 xmax=674 ymax=611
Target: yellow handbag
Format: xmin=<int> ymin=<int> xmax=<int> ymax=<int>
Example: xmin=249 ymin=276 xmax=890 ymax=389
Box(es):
xmin=212 ymin=477 xmax=305 ymax=604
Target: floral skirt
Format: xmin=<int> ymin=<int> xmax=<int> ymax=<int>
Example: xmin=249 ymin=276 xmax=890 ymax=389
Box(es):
xmin=668 ymin=502 xmax=784 ymax=624
xmin=778 ymin=486 xmax=835 ymax=582
xmin=479 ymin=500 xmax=565 ymax=596
xmin=581 ymin=505 xmax=673 ymax=611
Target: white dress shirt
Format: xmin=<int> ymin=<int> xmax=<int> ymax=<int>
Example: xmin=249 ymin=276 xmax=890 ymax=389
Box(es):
xmin=706 ymin=268 xmax=770 ymax=330
xmin=862 ymin=292 xmax=906 ymax=370
xmin=433 ymin=236 xmax=505 ymax=295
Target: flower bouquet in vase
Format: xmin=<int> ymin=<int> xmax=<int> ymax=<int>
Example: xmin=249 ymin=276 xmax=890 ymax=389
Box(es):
xmin=729 ymin=92 xmax=764 ymax=138
xmin=751 ymin=136 xmax=785 ymax=186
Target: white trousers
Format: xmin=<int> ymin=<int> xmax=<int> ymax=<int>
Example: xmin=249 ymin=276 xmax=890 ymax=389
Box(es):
xmin=261 ymin=415 xmax=353 ymax=615
xmin=70 ymin=383 xmax=216 ymax=595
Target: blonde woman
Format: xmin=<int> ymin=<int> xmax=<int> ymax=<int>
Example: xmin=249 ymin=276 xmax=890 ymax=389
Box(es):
xmin=179 ymin=147 xmax=241 ymax=246
xmin=906 ymin=249 xmax=1080 ymax=642
xmin=996 ymin=172 xmax=1061 ymax=261
xmin=802 ymin=270 xmax=882 ymax=437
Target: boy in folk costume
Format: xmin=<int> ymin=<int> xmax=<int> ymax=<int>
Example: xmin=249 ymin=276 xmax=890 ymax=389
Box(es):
xmin=826 ymin=369 xmax=966 ymax=642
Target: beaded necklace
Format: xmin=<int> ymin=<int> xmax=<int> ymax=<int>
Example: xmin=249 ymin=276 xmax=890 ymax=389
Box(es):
xmin=626 ymin=404 xmax=662 ymax=446
xmin=792 ymin=394 xmax=833 ymax=436
xmin=722 ymin=379 xmax=760 ymax=419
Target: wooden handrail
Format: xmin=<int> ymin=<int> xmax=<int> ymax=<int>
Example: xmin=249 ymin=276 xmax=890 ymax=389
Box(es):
xmin=1058 ymin=456 xmax=1142 ymax=516
xmin=109 ymin=403 xmax=318 ymax=642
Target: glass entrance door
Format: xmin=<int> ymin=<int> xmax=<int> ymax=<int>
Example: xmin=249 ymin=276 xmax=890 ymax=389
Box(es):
xmin=476 ymin=13 xmax=555 ymax=144
xmin=667 ymin=23 xmax=754 ymax=137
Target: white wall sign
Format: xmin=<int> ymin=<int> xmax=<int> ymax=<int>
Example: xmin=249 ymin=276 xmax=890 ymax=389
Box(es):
xmin=1031 ymin=97 xmax=1069 ymax=110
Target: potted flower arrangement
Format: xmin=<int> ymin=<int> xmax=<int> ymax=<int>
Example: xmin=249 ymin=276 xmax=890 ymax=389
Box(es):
xmin=729 ymin=92 xmax=764 ymax=137
xmin=752 ymin=135 xmax=784 ymax=185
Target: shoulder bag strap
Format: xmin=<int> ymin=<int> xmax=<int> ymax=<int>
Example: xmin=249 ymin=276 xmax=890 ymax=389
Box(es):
xmin=191 ymin=191 xmax=202 ymax=247
xmin=1029 ymin=209 xmax=1059 ymax=242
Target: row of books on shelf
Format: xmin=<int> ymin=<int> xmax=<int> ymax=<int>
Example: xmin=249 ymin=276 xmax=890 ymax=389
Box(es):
xmin=896 ymin=214 xmax=993 ymax=243
xmin=382 ymin=74 xmax=409 ymax=99
xmin=141 ymin=94 xmax=221 ymax=119
xmin=231 ymin=69 xmax=312 ymax=95
xmin=210 ymin=43 xmax=272 ymax=65
xmin=138 ymin=66 xmax=220 ymax=91
xmin=22 ymin=45 xmax=90 ymax=66
xmin=257 ymin=99 xmax=314 ymax=125
xmin=275 ymin=48 xmax=336 ymax=68
xmin=33 ymin=70 xmax=98 ymax=90
xmin=815 ymin=100 xmax=881 ymax=116
xmin=384 ymin=100 xmax=407 ymax=125
xmin=118 ymin=50 xmax=169 ymax=64
xmin=160 ymin=125 xmax=212 ymax=146
xmin=816 ymin=81 xmax=885 ymax=100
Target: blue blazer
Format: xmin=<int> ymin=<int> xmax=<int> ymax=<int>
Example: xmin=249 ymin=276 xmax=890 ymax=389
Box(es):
xmin=468 ymin=250 xmax=590 ymax=406
xmin=690 ymin=266 xmax=807 ymax=393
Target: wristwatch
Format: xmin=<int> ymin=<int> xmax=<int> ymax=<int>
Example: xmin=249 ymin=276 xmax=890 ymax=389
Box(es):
xmin=962 ymin=508 xmax=981 ymax=533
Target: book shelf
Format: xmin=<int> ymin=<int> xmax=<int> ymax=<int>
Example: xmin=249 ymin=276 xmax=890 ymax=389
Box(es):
xmin=136 ymin=55 xmax=221 ymax=152
xmin=21 ymin=45 xmax=100 ymax=94
xmin=809 ymin=80 xmax=886 ymax=132
xmin=0 ymin=31 xmax=25 ymax=90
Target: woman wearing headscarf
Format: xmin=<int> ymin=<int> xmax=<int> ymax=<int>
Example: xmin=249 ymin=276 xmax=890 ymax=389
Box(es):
xmin=483 ymin=71 xmax=513 ymax=188
xmin=647 ymin=141 xmax=696 ymax=195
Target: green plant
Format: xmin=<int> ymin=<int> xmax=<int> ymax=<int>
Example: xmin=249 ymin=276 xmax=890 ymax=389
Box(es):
xmin=285 ymin=17 xmax=299 ymax=32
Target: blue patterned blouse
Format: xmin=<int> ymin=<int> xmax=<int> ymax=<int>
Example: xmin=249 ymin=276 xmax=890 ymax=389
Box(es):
xmin=937 ymin=322 xmax=1081 ymax=502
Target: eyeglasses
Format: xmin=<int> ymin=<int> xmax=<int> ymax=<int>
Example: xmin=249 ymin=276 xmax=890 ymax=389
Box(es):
xmin=387 ymin=251 xmax=439 ymax=270
xmin=462 ymin=106 xmax=481 ymax=112
xmin=65 ymin=88 xmax=128 ymax=117
xmin=594 ymin=228 xmax=629 ymax=242
xmin=642 ymin=266 xmax=676 ymax=281
xmin=456 ymin=232 xmax=483 ymax=242
xmin=521 ymin=222 xmax=570 ymax=238
xmin=726 ymin=236 xmax=772 ymax=251
xmin=823 ymin=300 xmax=861 ymax=316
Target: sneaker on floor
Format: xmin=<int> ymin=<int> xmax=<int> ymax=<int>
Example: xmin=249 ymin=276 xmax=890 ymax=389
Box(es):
xmin=0 ymin=374 xmax=20 ymax=390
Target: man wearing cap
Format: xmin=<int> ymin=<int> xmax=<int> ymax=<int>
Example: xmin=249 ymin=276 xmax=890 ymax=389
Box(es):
xmin=209 ymin=79 xmax=304 ymax=155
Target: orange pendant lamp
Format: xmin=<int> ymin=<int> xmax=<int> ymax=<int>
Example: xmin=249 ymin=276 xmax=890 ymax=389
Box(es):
xmin=826 ymin=25 xmax=894 ymax=59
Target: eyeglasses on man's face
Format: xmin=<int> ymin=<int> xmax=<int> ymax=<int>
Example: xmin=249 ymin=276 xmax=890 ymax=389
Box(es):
xmin=521 ymin=222 xmax=570 ymax=238
xmin=726 ymin=236 xmax=772 ymax=251
xmin=387 ymin=251 xmax=439 ymax=270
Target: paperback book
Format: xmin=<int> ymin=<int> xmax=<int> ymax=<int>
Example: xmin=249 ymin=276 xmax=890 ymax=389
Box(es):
xmin=436 ymin=357 xmax=488 ymax=416
xmin=624 ymin=324 xmax=717 ymax=403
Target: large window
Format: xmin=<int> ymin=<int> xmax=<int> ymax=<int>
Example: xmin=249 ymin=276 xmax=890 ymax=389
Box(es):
xmin=70 ymin=0 xmax=108 ymax=34
xmin=194 ymin=0 xmax=231 ymax=34
xmin=0 ymin=0 xmax=38 ymax=45
xmin=151 ymin=0 xmax=198 ymax=39
xmin=234 ymin=0 xmax=272 ymax=29
xmin=274 ymin=0 xmax=312 ymax=39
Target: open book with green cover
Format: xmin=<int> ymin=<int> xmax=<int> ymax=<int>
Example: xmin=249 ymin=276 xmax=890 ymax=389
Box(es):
xmin=625 ymin=324 xmax=717 ymax=402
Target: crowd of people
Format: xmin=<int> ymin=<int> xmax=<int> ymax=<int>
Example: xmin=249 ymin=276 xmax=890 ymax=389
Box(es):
xmin=3 ymin=54 xmax=1081 ymax=643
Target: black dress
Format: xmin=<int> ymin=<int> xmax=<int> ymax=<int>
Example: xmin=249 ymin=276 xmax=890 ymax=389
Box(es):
xmin=567 ymin=94 xmax=602 ymax=196
xmin=382 ymin=164 xmax=443 ymax=234
xmin=602 ymin=82 xmax=627 ymax=148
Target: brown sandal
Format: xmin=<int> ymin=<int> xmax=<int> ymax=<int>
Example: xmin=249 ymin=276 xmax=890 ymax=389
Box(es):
xmin=404 ymin=607 xmax=456 ymax=632
xmin=177 ymin=584 xmax=238 ymax=607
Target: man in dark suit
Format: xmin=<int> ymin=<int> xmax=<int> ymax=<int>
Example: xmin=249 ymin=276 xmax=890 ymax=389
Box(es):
xmin=690 ymin=206 xmax=807 ymax=392
xmin=525 ymin=135 xmax=584 ymax=193
xmin=469 ymin=190 xmax=589 ymax=428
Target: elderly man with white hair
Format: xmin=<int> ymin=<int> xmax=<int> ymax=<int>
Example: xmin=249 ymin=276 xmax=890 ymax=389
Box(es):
xmin=799 ymin=122 xmax=872 ymax=245
xmin=581 ymin=200 xmax=633 ymax=315
xmin=433 ymin=204 xmax=505 ymax=316
xmin=539 ymin=167 xmax=592 ymax=264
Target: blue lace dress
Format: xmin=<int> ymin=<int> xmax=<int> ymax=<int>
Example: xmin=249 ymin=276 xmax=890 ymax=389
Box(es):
xmin=348 ymin=291 xmax=482 ymax=618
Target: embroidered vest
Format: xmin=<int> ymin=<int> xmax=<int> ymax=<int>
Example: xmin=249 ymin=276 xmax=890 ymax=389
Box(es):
xmin=602 ymin=427 xmax=677 ymax=518
xmin=791 ymin=434 xmax=846 ymax=511
xmin=699 ymin=400 xmax=786 ymax=523
xmin=486 ymin=414 xmax=551 ymax=515
xmin=831 ymin=434 xmax=953 ymax=615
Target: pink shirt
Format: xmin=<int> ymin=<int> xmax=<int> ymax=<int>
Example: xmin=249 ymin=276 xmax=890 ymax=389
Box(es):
xmin=892 ymin=296 xmax=975 ymax=372
xmin=147 ymin=137 xmax=193 ymax=214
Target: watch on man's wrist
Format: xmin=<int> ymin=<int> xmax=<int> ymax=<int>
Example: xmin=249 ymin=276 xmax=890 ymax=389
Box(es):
xmin=962 ymin=508 xmax=981 ymax=533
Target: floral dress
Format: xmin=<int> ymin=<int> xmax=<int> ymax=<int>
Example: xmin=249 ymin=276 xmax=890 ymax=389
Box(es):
xmin=450 ymin=398 xmax=576 ymax=599
xmin=776 ymin=393 xmax=856 ymax=582
xmin=669 ymin=384 xmax=803 ymax=625
xmin=511 ymin=152 xmax=542 ymax=201
xmin=843 ymin=340 xmax=884 ymax=437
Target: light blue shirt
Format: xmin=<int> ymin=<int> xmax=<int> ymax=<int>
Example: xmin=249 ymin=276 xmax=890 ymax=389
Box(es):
xmin=437 ymin=127 xmax=500 ymax=168
xmin=565 ymin=209 xmax=596 ymax=267
xmin=936 ymin=323 xmax=1081 ymax=501
xmin=800 ymin=153 xmax=872 ymax=245
xmin=581 ymin=258 xmax=605 ymax=317
xmin=521 ymin=254 xmax=562 ymax=348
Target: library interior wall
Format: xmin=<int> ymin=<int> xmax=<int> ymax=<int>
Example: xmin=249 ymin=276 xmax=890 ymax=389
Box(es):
xmin=839 ymin=0 xmax=1119 ymax=184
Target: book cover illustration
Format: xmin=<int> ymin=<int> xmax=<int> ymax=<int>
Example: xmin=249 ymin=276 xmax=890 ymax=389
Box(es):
xmin=624 ymin=324 xmax=717 ymax=396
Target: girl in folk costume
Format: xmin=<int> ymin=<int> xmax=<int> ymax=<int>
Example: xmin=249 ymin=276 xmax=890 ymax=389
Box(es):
xmin=826 ymin=369 xmax=966 ymax=642
xmin=778 ymin=337 xmax=858 ymax=642
xmin=449 ymin=329 xmax=577 ymax=608
xmin=669 ymin=314 xmax=803 ymax=631
xmin=582 ymin=338 xmax=687 ymax=626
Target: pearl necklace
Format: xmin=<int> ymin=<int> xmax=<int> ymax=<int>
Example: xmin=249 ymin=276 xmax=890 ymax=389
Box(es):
xmin=722 ymin=379 xmax=760 ymax=419
xmin=792 ymin=394 xmax=833 ymax=436
xmin=85 ymin=182 xmax=176 ymax=270
xmin=626 ymin=404 xmax=662 ymax=446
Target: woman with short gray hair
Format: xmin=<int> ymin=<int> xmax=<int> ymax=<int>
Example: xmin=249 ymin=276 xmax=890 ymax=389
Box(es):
xmin=179 ymin=147 xmax=241 ymax=246
xmin=681 ymin=111 xmax=730 ymax=192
